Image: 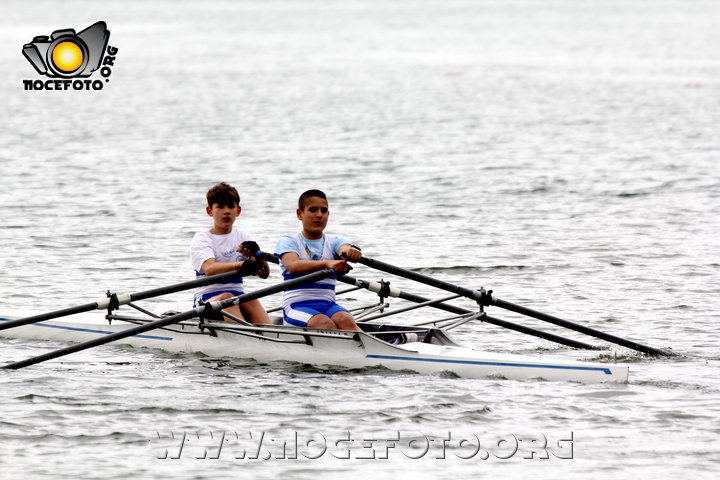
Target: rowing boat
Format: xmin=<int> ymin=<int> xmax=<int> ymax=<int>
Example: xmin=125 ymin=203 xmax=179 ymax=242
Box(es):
xmin=0 ymin=311 xmax=629 ymax=383
xmin=1 ymin=254 xmax=669 ymax=382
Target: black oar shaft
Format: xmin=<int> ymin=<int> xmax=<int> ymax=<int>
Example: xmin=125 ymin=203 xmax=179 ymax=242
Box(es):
xmin=0 ymin=270 xmax=248 ymax=332
xmin=0 ymin=301 xmax=101 ymax=332
xmin=482 ymin=314 xmax=601 ymax=350
xmin=492 ymin=298 xmax=672 ymax=357
xmin=3 ymin=310 xmax=200 ymax=370
xmin=129 ymin=270 xmax=248 ymax=302
xmin=393 ymin=289 xmax=600 ymax=351
xmin=358 ymin=257 xmax=486 ymax=302
xmin=338 ymin=276 xmax=601 ymax=351
xmin=358 ymin=256 xmax=675 ymax=357
xmin=3 ymin=270 xmax=333 ymax=370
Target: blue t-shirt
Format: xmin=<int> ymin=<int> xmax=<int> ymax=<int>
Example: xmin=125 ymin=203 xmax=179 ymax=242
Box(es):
xmin=275 ymin=233 xmax=350 ymax=275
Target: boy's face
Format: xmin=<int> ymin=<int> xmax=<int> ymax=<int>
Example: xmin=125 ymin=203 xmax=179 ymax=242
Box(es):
xmin=297 ymin=196 xmax=329 ymax=239
xmin=207 ymin=202 xmax=241 ymax=233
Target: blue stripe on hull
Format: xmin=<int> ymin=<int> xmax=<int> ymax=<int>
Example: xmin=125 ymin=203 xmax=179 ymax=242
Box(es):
xmin=366 ymin=354 xmax=613 ymax=375
xmin=0 ymin=317 xmax=172 ymax=341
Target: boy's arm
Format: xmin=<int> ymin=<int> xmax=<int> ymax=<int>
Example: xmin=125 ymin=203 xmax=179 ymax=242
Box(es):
xmin=280 ymin=252 xmax=352 ymax=276
xmin=200 ymin=258 xmax=250 ymax=276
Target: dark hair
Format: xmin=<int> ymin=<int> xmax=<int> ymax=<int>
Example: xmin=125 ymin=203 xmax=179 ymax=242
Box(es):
xmin=206 ymin=182 xmax=240 ymax=207
xmin=298 ymin=189 xmax=327 ymax=210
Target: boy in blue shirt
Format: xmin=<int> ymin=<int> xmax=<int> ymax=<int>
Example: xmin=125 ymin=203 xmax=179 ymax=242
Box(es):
xmin=275 ymin=190 xmax=362 ymax=331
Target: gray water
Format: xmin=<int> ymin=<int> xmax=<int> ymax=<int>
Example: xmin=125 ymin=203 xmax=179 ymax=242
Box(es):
xmin=1 ymin=0 xmax=719 ymax=478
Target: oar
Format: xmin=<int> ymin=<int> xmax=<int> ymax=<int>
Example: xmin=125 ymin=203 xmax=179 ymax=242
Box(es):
xmin=357 ymin=256 xmax=675 ymax=357
xmin=2 ymin=269 xmax=335 ymax=370
xmin=0 ymin=264 xmax=260 ymax=332
xmin=257 ymin=251 xmax=281 ymax=264
xmin=256 ymin=252 xmax=600 ymax=350
xmin=338 ymin=276 xmax=601 ymax=351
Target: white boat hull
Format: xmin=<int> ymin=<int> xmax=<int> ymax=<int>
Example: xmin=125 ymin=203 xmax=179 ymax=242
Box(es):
xmin=0 ymin=313 xmax=629 ymax=384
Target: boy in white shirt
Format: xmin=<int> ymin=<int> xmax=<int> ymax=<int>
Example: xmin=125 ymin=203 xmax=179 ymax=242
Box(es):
xmin=189 ymin=182 xmax=271 ymax=324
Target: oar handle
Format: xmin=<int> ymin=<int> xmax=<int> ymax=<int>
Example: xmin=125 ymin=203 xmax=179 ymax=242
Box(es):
xmin=256 ymin=251 xmax=280 ymax=264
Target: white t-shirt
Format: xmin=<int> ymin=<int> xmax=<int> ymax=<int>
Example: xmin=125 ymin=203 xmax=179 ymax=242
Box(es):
xmin=189 ymin=229 xmax=257 ymax=303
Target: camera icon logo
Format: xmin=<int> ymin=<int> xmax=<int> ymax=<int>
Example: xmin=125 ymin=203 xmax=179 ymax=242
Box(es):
xmin=22 ymin=21 xmax=110 ymax=78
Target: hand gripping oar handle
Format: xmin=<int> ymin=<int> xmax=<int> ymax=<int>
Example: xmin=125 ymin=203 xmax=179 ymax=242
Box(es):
xmin=357 ymin=256 xmax=676 ymax=357
xmin=0 ymin=268 xmax=257 ymax=332
xmin=2 ymin=269 xmax=335 ymax=370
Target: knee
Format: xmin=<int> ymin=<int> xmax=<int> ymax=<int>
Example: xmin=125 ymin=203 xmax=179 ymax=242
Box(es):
xmin=210 ymin=292 xmax=235 ymax=302
xmin=332 ymin=312 xmax=357 ymax=328
xmin=308 ymin=315 xmax=335 ymax=329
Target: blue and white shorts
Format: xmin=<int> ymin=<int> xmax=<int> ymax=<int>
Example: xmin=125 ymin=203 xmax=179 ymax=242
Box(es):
xmin=283 ymin=300 xmax=349 ymax=327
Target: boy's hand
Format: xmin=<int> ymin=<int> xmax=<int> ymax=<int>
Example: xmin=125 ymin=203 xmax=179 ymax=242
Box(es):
xmin=238 ymin=241 xmax=261 ymax=260
xmin=256 ymin=259 xmax=270 ymax=279
xmin=236 ymin=259 xmax=261 ymax=276
xmin=326 ymin=259 xmax=353 ymax=275
xmin=339 ymin=245 xmax=362 ymax=262
xmin=239 ymin=241 xmax=260 ymax=257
